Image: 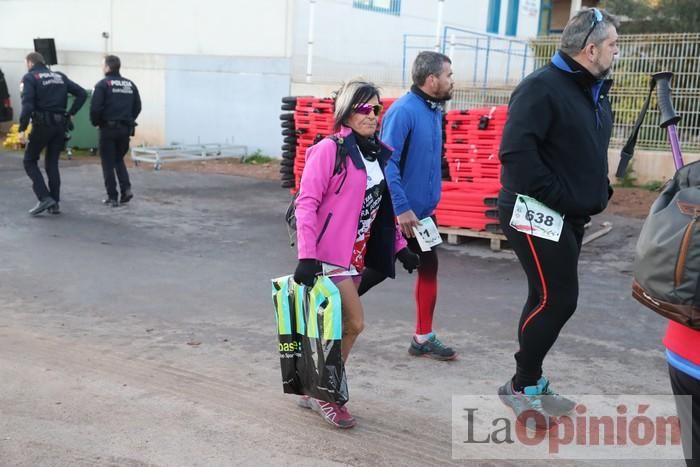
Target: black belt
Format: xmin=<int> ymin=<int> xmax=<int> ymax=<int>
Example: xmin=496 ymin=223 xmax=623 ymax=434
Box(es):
xmin=32 ymin=111 xmax=66 ymax=126
xmin=100 ymin=121 xmax=133 ymax=129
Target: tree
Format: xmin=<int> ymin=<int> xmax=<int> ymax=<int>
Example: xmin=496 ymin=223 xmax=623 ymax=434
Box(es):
xmin=605 ymin=0 xmax=700 ymax=33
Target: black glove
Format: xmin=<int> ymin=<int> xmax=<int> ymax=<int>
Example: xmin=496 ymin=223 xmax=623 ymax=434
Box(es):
xmin=396 ymin=247 xmax=420 ymax=273
xmin=294 ymin=259 xmax=321 ymax=286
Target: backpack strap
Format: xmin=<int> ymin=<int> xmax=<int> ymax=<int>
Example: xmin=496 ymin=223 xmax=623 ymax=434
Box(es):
xmin=616 ymin=78 xmax=657 ymax=178
xmin=327 ymin=134 xmax=349 ymax=175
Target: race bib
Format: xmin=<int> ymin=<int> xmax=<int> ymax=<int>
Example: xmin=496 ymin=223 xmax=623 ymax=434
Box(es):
xmin=509 ymin=194 xmax=564 ymax=242
xmin=412 ymin=217 xmax=443 ymax=252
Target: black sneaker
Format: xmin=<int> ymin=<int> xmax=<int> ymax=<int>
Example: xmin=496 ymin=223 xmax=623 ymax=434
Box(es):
xmin=498 ymin=380 xmax=556 ymax=432
xmin=408 ymin=334 xmax=456 ymax=361
xmin=102 ymin=198 xmax=119 ymax=208
xmin=47 ymin=203 xmax=61 ymax=215
xmin=29 ymin=197 xmax=56 ymax=216
xmin=536 ymin=376 xmax=576 ymax=416
xmin=120 ymin=189 xmax=133 ymax=204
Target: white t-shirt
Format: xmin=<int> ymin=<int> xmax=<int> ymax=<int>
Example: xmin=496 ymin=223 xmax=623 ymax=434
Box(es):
xmin=322 ymin=151 xmax=386 ymax=277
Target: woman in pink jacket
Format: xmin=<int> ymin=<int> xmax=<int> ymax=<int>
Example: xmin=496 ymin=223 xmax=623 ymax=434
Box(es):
xmin=294 ymin=80 xmax=419 ymax=428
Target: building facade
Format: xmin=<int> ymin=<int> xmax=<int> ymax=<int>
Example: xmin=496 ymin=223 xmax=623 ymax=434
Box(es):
xmin=0 ymin=0 xmax=574 ymax=155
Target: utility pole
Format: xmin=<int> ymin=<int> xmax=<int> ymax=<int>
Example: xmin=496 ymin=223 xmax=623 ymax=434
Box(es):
xmin=306 ymin=0 xmax=316 ymax=83
xmin=435 ymin=0 xmax=445 ymax=52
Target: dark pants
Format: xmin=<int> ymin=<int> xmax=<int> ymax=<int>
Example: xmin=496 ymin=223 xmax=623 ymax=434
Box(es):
xmin=669 ymin=364 xmax=700 ymax=467
xmin=23 ymin=125 xmax=64 ymax=202
xmin=498 ymin=201 xmax=585 ymax=389
xmin=99 ymin=126 xmax=131 ymax=200
xmin=358 ymin=219 xmax=440 ymax=335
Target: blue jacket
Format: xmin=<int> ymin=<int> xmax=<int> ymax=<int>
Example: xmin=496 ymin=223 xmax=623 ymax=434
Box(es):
xmin=381 ymin=91 xmax=443 ymax=219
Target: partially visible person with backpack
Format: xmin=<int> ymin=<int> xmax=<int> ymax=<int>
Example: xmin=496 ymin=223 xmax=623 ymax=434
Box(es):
xmin=619 ymin=71 xmax=700 ymax=465
xmin=292 ymin=79 xmax=419 ymax=429
xmin=665 ymin=323 xmax=700 ymax=466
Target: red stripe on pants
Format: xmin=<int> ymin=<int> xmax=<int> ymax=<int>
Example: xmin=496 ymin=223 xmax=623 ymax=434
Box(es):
xmin=520 ymin=234 xmax=548 ymax=334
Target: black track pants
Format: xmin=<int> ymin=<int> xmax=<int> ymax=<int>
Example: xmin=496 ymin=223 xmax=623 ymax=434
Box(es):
xmin=498 ymin=201 xmax=585 ymax=389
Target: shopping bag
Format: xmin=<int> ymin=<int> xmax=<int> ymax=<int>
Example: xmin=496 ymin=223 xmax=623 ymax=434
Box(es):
xmin=271 ymin=275 xmax=348 ymax=404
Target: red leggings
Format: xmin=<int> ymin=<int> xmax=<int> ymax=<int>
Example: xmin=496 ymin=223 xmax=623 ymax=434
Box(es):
xmin=407 ymin=237 xmax=438 ymax=335
xmin=357 ymin=237 xmax=439 ymax=335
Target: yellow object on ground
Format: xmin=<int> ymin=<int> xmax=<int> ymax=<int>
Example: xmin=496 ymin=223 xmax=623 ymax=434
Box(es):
xmin=2 ymin=123 xmax=31 ymax=149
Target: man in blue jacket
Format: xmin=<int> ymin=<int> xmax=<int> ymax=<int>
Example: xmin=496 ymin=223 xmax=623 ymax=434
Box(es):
xmin=361 ymin=51 xmax=456 ymax=360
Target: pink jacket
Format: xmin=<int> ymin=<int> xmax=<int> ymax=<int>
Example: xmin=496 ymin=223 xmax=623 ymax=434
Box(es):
xmin=295 ymin=127 xmax=407 ymax=275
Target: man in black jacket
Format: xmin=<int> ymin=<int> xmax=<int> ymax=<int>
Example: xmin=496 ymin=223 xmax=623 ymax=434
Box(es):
xmin=19 ymin=52 xmax=87 ymax=215
xmin=497 ymin=8 xmax=619 ymax=428
xmin=90 ymin=55 xmax=142 ymax=207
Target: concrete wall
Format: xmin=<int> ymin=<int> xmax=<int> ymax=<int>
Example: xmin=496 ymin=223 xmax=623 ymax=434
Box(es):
xmin=0 ymin=0 xmax=293 ymax=155
xmin=608 ymin=149 xmax=700 ymax=185
xmin=164 ymin=56 xmax=290 ymax=151
xmin=0 ymin=0 xmax=293 ymax=56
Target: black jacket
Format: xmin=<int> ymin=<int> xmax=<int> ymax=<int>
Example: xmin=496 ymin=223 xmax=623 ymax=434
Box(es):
xmin=19 ymin=64 xmax=87 ymax=132
xmin=90 ymin=72 xmax=142 ymax=127
xmin=498 ymin=51 xmax=614 ymax=219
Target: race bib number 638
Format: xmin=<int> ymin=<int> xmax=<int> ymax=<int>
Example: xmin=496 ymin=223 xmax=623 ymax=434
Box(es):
xmin=509 ymin=194 xmax=564 ymax=242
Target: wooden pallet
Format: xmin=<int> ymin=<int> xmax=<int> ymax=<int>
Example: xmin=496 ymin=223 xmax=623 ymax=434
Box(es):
xmin=438 ymin=226 xmax=507 ymax=251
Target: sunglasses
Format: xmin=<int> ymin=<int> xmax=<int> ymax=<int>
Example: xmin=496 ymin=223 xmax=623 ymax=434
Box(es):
xmin=580 ymin=8 xmax=603 ymax=50
xmin=354 ymin=103 xmax=384 ymax=116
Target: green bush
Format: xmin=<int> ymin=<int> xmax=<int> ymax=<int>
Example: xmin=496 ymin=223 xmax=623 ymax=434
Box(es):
xmin=615 ymin=161 xmax=638 ymax=187
xmin=242 ymin=149 xmax=274 ymax=164
xmin=642 ymin=180 xmax=664 ymax=192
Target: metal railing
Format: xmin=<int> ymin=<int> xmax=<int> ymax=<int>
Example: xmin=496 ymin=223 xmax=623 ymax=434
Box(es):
xmin=401 ymin=27 xmax=533 ymax=87
xmin=450 ymin=87 xmax=512 ymax=110
xmin=440 ymin=26 xmax=533 ymax=87
xmin=528 ymin=33 xmax=700 ymax=152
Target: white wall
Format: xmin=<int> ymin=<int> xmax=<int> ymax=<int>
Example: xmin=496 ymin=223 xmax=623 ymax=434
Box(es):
xmin=0 ymin=0 xmax=545 ymax=155
xmin=164 ymin=56 xmax=290 ymax=154
xmin=110 ymin=0 xmax=292 ymax=57
xmin=0 ymin=0 xmax=294 ymax=155
xmin=0 ymin=0 xmax=292 ymax=57
xmin=292 ymin=0 xmax=541 ymax=85
xmin=0 ymin=0 xmax=111 ymax=52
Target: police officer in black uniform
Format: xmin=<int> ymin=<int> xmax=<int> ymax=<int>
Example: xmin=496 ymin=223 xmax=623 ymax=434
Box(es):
xmin=19 ymin=52 xmax=87 ymax=215
xmin=90 ymin=55 xmax=142 ymax=207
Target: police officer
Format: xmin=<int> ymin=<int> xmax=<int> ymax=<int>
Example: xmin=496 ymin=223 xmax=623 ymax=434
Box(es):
xmin=90 ymin=55 xmax=141 ymax=207
xmin=19 ymin=52 xmax=87 ymax=215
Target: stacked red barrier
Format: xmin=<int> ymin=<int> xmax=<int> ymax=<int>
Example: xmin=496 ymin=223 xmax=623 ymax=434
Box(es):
xmin=292 ymin=97 xmax=334 ymax=192
xmin=436 ymin=106 xmax=507 ymax=231
xmin=291 ymin=97 xmax=397 ymax=193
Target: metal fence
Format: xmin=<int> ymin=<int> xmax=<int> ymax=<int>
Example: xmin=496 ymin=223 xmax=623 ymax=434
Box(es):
xmin=440 ymin=26 xmax=533 ymax=87
xmin=459 ymin=33 xmax=700 ymax=152
xmin=401 ymin=28 xmax=534 ymax=88
xmin=450 ymin=87 xmax=512 ymax=110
